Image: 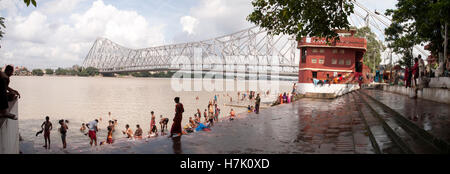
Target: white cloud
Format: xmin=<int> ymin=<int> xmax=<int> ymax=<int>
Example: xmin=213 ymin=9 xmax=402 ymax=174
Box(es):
xmin=41 ymin=0 xmax=88 ymax=15
xmin=174 ymin=0 xmax=254 ymax=42
xmin=180 ymin=16 xmax=198 ymax=35
xmin=0 ymin=0 xmax=166 ymax=68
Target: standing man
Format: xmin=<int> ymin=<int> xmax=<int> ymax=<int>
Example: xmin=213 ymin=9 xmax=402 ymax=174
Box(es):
xmin=169 ymin=97 xmax=184 ymax=138
xmin=0 ymin=65 xmax=20 ymax=119
xmin=412 ymin=57 xmax=419 ymax=88
xmin=58 ymin=119 xmax=68 ymax=149
xmin=150 ymin=111 xmax=157 ymax=135
xmin=86 ymin=119 xmax=99 ymax=146
xmin=41 ymin=116 xmax=52 ymax=149
xmin=255 ymin=93 xmax=261 ymax=114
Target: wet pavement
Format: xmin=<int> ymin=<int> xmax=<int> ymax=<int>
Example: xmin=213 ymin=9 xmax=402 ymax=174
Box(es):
xmin=362 ymin=89 xmax=450 ymax=146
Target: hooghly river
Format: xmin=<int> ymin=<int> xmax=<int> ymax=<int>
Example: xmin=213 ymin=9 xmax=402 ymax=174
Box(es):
xmin=10 ymin=76 xmax=293 ymax=153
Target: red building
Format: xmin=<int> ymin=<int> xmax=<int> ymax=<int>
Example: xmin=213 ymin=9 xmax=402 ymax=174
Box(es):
xmin=297 ymin=29 xmax=367 ymax=84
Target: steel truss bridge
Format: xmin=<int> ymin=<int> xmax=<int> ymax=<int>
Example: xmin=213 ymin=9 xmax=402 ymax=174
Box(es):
xmin=82 ymin=1 xmax=429 ymax=76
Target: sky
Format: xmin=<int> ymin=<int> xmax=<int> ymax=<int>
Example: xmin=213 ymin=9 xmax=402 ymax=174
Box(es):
xmin=0 ymin=0 xmax=398 ymax=69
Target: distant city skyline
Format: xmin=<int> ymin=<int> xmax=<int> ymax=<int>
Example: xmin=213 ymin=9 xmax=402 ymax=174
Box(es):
xmin=0 ymin=0 xmax=397 ymax=69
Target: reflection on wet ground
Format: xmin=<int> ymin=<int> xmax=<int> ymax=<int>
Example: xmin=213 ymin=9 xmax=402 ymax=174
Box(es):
xmin=362 ymin=89 xmax=450 ymax=144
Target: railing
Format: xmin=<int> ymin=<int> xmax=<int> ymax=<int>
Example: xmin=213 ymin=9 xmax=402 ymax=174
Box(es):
xmin=298 ymin=37 xmax=367 ymax=50
xmin=0 ymin=99 xmax=19 ymax=154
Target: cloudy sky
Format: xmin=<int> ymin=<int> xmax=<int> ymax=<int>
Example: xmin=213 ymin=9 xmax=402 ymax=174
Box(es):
xmin=0 ymin=0 xmax=398 ymax=69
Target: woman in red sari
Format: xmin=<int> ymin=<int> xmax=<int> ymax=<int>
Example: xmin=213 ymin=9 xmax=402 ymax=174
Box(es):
xmin=169 ymin=97 xmax=184 ymax=137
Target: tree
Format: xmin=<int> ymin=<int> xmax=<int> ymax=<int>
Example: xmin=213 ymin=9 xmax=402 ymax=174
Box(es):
xmin=55 ymin=68 xmax=67 ymax=76
xmin=247 ymin=0 xmax=354 ymax=41
xmin=385 ymin=0 xmax=450 ymax=73
xmin=354 ymin=26 xmax=385 ymax=71
xmin=45 ymin=69 xmax=54 ymax=75
xmin=32 ymin=69 xmax=44 ymax=76
xmin=84 ymin=67 xmax=99 ymax=76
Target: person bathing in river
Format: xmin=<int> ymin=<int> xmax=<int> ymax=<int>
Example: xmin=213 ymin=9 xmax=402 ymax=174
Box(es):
xmin=203 ymin=109 xmax=208 ymax=123
xmin=169 ymin=97 xmax=184 ymax=138
xmin=58 ymin=119 xmax=68 ymax=149
xmin=229 ymin=109 xmax=236 ymax=121
xmin=159 ymin=115 xmax=169 ymax=135
xmin=41 ymin=116 xmax=52 ymax=149
xmin=100 ymin=121 xmax=114 ymax=145
xmin=214 ymin=104 xmax=220 ymax=122
xmin=149 ymin=111 xmax=157 ymax=135
xmin=80 ymin=123 xmax=86 ymax=132
xmin=86 ymin=119 xmax=99 ymax=146
xmin=106 ymin=120 xmax=114 ymax=144
xmin=122 ymin=124 xmax=134 ymax=139
xmin=134 ymin=124 xmax=143 ymax=139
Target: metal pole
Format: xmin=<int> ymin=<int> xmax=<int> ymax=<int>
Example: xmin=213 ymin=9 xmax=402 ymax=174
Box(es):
xmin=444 ymin=22 xmax=448 ymax=72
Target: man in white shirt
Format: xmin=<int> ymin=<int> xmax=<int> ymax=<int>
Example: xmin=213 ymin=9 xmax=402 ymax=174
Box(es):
xmin=86 ymin=119 xmax=98 ymax=146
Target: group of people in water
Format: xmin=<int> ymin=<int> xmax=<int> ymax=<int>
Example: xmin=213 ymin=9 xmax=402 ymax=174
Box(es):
xmin=35 ymin=95 xmax=242 ymax=150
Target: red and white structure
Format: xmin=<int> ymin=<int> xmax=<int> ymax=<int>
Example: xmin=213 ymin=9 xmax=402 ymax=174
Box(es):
xmin=296 ymin=29 xmax=368 ymax=97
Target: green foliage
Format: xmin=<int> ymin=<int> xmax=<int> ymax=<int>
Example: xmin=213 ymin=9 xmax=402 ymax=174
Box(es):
xmin=32 ymin=69 xmax=44 ymax=76
xmin=23 ymin=0 xmax=37 ymax=7
xmin=247 ymin=0 xmax=354 ymax=41
xmin=117 ymin=72 xmax=130 ymax=76
xmin=84 ymin=67 xmax=99 ymax=76
xmin=355 ymin=26 xmax=385 ymax=71
xmin=0 ymin=17 xmax=5 ymax=40
xmin=55 ymin=68 xmax=67 ymax=75
xmin=45 ymin=69 xmax=54 ymax=75
xmin=385 ymin=0 xmax=450 ymax=64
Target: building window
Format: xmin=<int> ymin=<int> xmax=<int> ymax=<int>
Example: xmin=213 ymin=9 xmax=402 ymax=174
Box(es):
xmin=312 ymin=48 xmax=318 ymax=53
xmin=339 ymin=59 xmax=344 ymax=65
xmin=311 ymin=58 xmax=317 ymax=63
xmin=332 ymin=49 xmax=338 ymax=54
xmin=319 ymin=59 xmax=324 ymax=64
xmin=319 ymin=49 xmax=325 ymax=53
xmin=301 ymin=48 xmax=307 ymax=63
xmin=312 ymin=71 xmax=317 ymax=78
xmin=340 ymin=49 xmax=345 ymax=54
xmin=346 ymin=59 xmax=351 ymax=65
xmin=332 ymin=58 xmax=337 ymax=64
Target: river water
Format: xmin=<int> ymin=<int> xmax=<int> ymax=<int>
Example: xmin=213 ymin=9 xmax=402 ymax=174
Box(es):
xmin=10 ymin=76 xmax=293 ymax=153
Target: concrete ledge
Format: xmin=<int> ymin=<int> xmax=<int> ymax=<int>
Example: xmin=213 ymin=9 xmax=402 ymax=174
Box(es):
xmin=298 ymin=83 xmax=359 ymax=99
xmin=0 ymin=100 xmax=19 ymax=154
xmin=429 ymin=77 xmax=450 ymax=89
xmin=305 ymin=92 xmax=336 ymax=99
xmin=383 ymin=85 xmax=450 ymax=104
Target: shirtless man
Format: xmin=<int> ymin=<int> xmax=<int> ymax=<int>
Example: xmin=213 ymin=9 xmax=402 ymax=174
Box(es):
xmin=122 ymin=124 xmax=134 ymax=139
xmin=41 ymin=116 xmax=52 ymax=149
xmin=159 ymin=115 xmax=169 ymax=134
xmin=134 ymin=124 xmax=143 ymax=139
xmin=0 ymin=65 xmax=20 ymax=120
